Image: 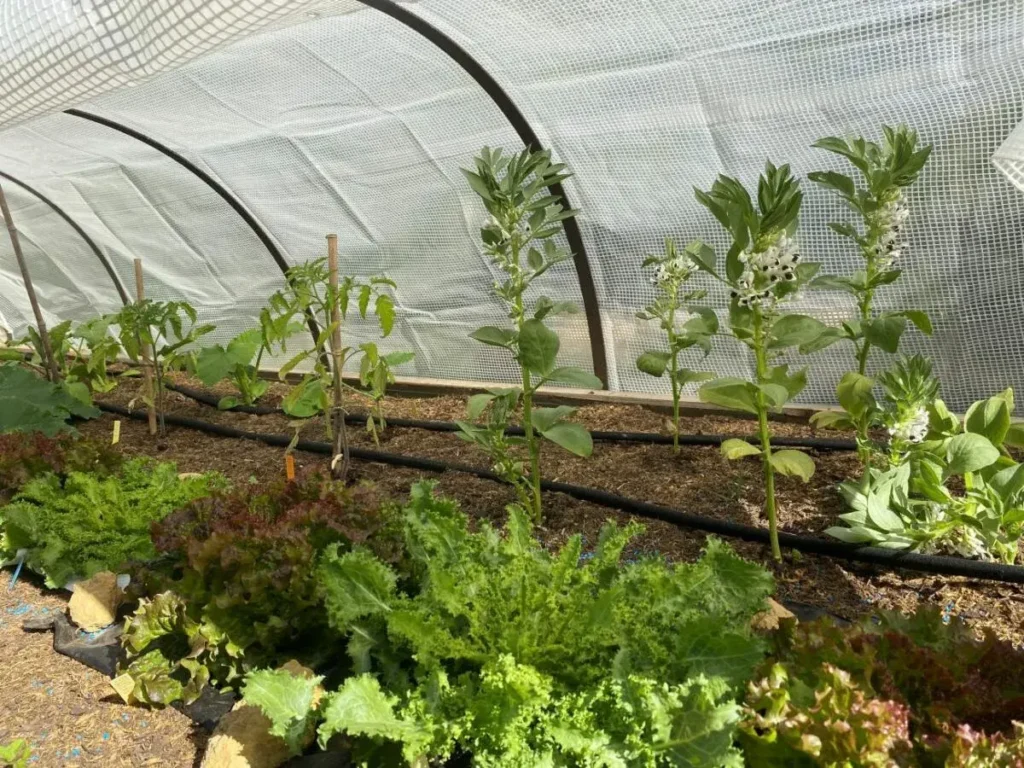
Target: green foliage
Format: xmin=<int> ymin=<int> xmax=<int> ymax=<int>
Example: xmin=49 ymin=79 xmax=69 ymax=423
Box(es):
xmin=0 ymin=432 xmax=121 ymax=506
xmin=0 ymin=364 xmax=99 ymax=436
xmin=263 ymin=257 xmax=410 ymax=471
xmin=242 ymin=668 xmax=323 ymax=756
xmin=827 ymin=386 xmax=1024 ymax=562
xmin=192 ymin=328 xmax=272 ymax=408
xmin=461 ymin=146 xmax=602 ymax=521
xmin=267 ymin=480 xmax=772 ymax=766
xmin=122 ymin=473 xmax=397 ymax=706
xmin=688 ymin=162 xmax=826 ymax=561
xmin=112 ymin=299 xmax=214 ymax=435
xmin=636 ymin=239 xmax=715 ymax=453
xmin=743 ymin=607 xmax=1024 ymax=765
xmin=0 ymin=738 xmax=31 ymax=768
xmin=358 ymin=342 xmax=415 ymax=445
xmin=1 ymin=458 xmax=222 ymax=587
xmin=808 ymin=125 xmax=933 ymax=460
xmin=18 ymin=316 xmax=123 ymax=403
xmin=456 ymin=387 xmax=536 ymax=509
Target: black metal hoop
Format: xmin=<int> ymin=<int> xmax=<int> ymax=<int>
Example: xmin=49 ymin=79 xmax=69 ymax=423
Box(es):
xmin=63 ymin=108 xmax=324 ymax=350
xmin=0 ymin=170 xmax=130 ymax=304
xmin=354 ymin=0 xmax=609 ymax=387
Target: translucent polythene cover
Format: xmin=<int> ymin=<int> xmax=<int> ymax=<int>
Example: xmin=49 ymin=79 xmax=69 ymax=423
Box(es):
xmin=0 ymin=0 xmax=1023 ymax=410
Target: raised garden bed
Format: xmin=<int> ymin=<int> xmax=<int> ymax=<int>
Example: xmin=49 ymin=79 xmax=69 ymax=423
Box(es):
xmin=80 ymin=375 xmax=1024 ymax=644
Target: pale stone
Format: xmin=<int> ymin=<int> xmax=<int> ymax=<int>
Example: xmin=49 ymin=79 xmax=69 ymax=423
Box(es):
xmin=751 ymin=597 xmax=796 ymax=631
xmin=199 ymin=703 xmax=291 ymax=768
xmin=199 ymin=662 xmax=322 ymax=768
xmin=68 ymin=571 xmax=123 ymax=632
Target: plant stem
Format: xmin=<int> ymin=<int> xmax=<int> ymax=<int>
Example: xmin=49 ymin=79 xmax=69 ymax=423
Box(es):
xmin=154 ymin=358 xmax=167 ymax=437
xmin=753 ymin=309 xmax=781 ymax=562
xmin=667 ymin=302 xmax=680 ymax=455
xmin=326 ymin=235 xmax=349 ymax=482
xmin=857 ymin=248 xmax=877 ymax=377
xmin=513 ymin=237 xmax=542 ymax=522
xmin=670 ymin=349 xmax=680 ymax=455
xmin=856 ymin=294 xmax=873 ymax=376
xmin=521 ymin=363 xmax=542 ymax=523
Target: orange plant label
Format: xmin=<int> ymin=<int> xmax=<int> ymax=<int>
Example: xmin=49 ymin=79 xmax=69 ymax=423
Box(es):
xmin=285 ymin=454 xmax=295 ymax=481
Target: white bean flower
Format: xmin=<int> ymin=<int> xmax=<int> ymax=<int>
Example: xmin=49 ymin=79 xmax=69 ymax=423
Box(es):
xmin=730 ymin=234 xmax=801 ymax=308
xmin=651 ymin=253 xmax=691 ymax=288
xmin=888 ymin=405 xmax=929 ymax=444
xmin=869 ymin=192 xmax=911 ymax=270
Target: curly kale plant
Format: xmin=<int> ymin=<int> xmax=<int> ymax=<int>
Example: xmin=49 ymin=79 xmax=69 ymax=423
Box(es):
xmin=460 ymin=147 xmax=602 ymax=522
xmin=120 ymin=473 xmax=398 ymax=707
xmin=0 ymin=458 xmax=222 ymax=587
xmin=243 ymin=480 xmax=773 ymax=766
xmin=687 ymin=163 xmax=829 ymax=560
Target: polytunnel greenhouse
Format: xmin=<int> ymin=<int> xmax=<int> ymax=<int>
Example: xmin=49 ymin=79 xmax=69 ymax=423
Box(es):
xmin=2 ymin=1 xmax=1024 ymax=765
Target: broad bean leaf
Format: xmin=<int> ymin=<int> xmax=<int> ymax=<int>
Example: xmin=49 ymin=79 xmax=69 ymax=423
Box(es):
xmin=518 ymin=319 xmax=560 ymax=375
xmin=699 ymin=378 xmax=760 ymax=415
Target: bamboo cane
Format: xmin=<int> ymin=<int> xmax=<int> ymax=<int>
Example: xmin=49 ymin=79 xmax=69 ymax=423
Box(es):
xmin=0 ymin=182 xmax=60 ymax=382
xmin=326 ymin=234 xmax=350 ymax=481
xmin=133 ymin=259 xmax=159 ymax=436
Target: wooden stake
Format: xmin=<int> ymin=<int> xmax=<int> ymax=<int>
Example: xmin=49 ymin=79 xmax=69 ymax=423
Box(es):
xmin=0 ymin=182 xmax=60 ymax=382
xmin=326 ymin=234 xmax=350 ymax=481
xmin=133 ymin=259 xmax=158 ymax=437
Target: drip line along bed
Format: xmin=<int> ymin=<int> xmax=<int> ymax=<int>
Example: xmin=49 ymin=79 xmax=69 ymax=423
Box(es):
xmin=80 ymin=374 xmax=1024 ymax=641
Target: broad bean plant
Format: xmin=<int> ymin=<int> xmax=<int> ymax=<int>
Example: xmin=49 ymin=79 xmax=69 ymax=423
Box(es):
xmin=829 ymin=378 xmax=1024 ymax=563
xmin=807 ymin=125 xmax=933 ymax=458
xmin=686 ymin=163 xmax=830 ymax=561
xmin=112 ymin=300 xmax=214 ymax=435
xmin=459 ymin=146 xmax=602 ymax=522
xmin=635 ymin=238 xmax=714 ymax=453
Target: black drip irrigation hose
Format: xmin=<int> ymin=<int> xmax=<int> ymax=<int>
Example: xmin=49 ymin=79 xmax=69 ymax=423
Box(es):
xmin=163 ymin=382 xmax=858 ymax=452
xmin=98 ymin=402 xmax=1024 ymax=585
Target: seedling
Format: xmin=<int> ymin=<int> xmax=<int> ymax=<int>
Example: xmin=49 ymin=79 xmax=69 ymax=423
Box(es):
xmin=112 ymin=300 xmax=214 ymax=435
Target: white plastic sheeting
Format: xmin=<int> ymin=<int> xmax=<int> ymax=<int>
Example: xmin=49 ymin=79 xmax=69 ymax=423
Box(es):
xmin=0 ymin=0 xmax=1023 ymax=409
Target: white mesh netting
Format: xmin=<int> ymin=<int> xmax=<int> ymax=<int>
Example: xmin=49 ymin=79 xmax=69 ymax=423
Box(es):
xmin=0 ymin=0 xmax=1022 ymax=408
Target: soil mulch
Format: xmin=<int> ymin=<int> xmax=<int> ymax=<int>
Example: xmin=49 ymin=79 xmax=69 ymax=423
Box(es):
xmin=81 ymin=376 xmax=1024 ymax=645
xmin=0 ymin=576 xmax=205 ymax=767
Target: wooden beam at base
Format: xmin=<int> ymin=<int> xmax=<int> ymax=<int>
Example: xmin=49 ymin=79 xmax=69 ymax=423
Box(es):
xmin=259 ymin=368 xmax=840 ymax=424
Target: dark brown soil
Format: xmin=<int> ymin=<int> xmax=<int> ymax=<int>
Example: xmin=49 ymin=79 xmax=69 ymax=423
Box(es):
xmin=81 ymin=375 xmax=1024 ymax=644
